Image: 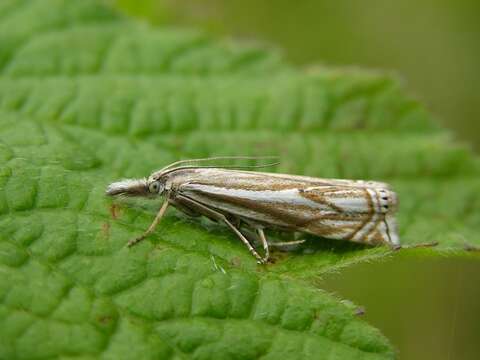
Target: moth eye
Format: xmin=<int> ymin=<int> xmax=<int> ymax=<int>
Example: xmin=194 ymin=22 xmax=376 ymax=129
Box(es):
xmin=148 ymin=181 xmax=160 ymax=193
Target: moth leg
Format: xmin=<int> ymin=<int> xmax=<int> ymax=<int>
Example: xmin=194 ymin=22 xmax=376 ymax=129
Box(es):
xmin=175 ymin=195 xmax=266 ymax=264
xmin=169 ymin=198 xmax=201 ymax=218
xmin=239 ymin=222 xmax=304 ymax=255
xmin=268 ymin=239 xmax=306 ymax=247
xmin=255 ymin=228 xmax=270 ymax=263
xmin=393 ymin=241 xmax=438 ymax=251
xmin=128 ymin=199 xmax=170 ymax=247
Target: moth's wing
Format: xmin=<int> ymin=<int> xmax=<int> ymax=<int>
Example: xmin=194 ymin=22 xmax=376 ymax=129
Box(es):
xmin=177 ymin=174 xmax=399 ymax=246
xmin=298 ymin=186 xmax=399 ymax=246
xmin=177 ymin=181 xmax=312 ymax=229
xmin=169 ymin=168 xmax=392 ymax=191
xmin=253 ymin=171 xmax=392 ymax=190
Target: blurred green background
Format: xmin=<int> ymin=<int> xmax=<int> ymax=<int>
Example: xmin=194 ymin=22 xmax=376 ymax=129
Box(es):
xmin=115 ymin=0 xmax=480 ymax=151
xmin=113 ymin=1 xmax=480 ymax=359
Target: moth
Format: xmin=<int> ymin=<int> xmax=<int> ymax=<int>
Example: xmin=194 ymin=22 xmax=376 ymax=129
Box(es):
xmin=106 ymin=158 xmax=399 ymax=263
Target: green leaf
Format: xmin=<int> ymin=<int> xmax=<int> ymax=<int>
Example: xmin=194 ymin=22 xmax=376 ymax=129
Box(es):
xmin=0 ymin=0 xmax=479 ymax=359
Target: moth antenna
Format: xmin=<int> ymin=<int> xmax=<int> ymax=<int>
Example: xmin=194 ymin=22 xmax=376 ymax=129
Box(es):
xmin=159 ymin=156 xmax=279 ymax=173
xmin=156 ymin=162 xmax=280 ymax=177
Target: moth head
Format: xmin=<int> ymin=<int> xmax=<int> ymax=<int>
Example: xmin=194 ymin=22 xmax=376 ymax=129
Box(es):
xmin=105 ymin=178 xmax=150 ymax=197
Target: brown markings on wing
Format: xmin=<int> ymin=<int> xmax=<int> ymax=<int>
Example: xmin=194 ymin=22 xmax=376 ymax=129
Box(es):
xmin=187 ymin=185 xmax=378 ymax=238
xmin=181 ymin=180 xmax=352 ymax=231
xmin=298 ymin=187 xmax=345 ymax=213
xmin=297 ymin=187 xmax=379 ymax=240
xmin=369 ymin=229 xmax=387 ymax=245
xmin=212 ymin=195 xmax=361 ymax=238
xmin=182 ymin=170 xmax=335 ymax=192
xmin=345 ymin=188 xmax=375 ymax=242
xmin=188 ymin=179 xmax=318 ymax=192
xmin=299 ymin=212 xmax=373 ymax=238
xmin=179 ymin=171 xmax=393 ymax=241
xmin=185 ymin=191 xmax=318 ymax=230
xmin=363 ymin=190 xmax=386 ymax=245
